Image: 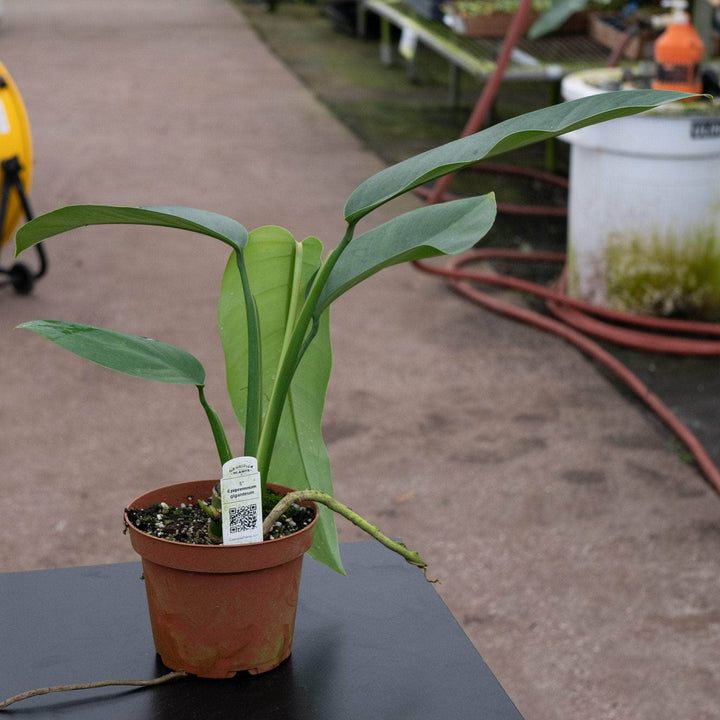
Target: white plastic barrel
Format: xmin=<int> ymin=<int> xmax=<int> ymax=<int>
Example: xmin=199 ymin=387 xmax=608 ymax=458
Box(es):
xmin=561 ymin=67 xmax=720 ymax=319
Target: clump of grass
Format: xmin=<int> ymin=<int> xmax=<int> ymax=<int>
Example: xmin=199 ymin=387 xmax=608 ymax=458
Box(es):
xmin=449 ymin=0 xmax=551 ymax=16
xmin=605 ymin=226 xmax=720 ymax=320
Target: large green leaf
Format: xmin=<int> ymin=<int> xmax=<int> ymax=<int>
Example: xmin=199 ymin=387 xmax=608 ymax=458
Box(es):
xmin=319 ymin=195 xmax=496 ymax=311
xmin=17 ymin=320 xmax=205 ymax=385
xmin=15 ymin=205 xmax=248 ymax=256
xmin=218 ymin=226 xmax=342 ymax=574
xmin=344 ymin=90 xmax=699 ymax=223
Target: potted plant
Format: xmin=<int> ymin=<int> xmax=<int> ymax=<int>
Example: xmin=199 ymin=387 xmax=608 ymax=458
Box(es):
xmin=443 ymin=0 xmax=553 ymax=37
xmin=9 ymin=89 xmax=695 ymax=690
xmin=442 ymin=0 xmax=587 ymax=37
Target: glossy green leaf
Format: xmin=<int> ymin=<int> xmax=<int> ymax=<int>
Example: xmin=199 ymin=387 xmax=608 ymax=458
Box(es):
xmin=218 ymin=226 xmax=343 ymax=574
xmin=17 ymin=320 xmax=205 ymax=385
xmin=528 ymin=0 xmax=588 ymax=39
xmin=344 ymin=90 xmax=699 ymax=223
xmin=319 ymin=195 xmax=496 ymax=311
xmin=15 ymin=205 xmax=248 ymax=256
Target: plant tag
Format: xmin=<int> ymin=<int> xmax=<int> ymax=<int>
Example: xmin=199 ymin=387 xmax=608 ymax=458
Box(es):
xmin=220 ymin=456 xmax=263 ymax=545
xmin=399 ymin=28 xmax=418 ymax=61
xmin=222 ymin=456 xmax=258 ymax=479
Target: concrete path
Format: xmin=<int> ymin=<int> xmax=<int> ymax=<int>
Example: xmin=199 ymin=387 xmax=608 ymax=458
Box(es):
xmin=1 ymin=1 xmax=718 ymax=718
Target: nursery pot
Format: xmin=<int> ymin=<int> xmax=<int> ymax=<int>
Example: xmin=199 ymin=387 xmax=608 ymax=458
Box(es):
xmin=561 ymin=67 xmax=720 ymax=319
xmin=125 ymin=479 xmax=317 ymax=679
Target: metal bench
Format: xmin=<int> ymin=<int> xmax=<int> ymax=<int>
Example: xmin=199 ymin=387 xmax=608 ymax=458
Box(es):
xmin=358 ymin=0 xmax=611 ymax=106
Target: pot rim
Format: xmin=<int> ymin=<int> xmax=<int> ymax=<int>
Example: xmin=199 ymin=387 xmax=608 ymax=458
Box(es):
xmin=125 ymin=479 xmax=317 ymax=574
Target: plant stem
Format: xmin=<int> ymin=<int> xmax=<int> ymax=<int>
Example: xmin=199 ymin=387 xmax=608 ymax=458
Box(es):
xmin=277 ymin=240 xmax=304 ymax=365
xmin=235 ymin=250 xmax=262 ymax=457
xmin=256 ymin=222 xmax=356 ymax=484
xmin=262 ymin=489 xmax=437 ymax=582
xmin=197 ymin=385 xmax=232 ymax=465
xmin=208 ymin=483 xmax=224 ymax=543
xmin=0 ymin=671 xmax=188 ymax=711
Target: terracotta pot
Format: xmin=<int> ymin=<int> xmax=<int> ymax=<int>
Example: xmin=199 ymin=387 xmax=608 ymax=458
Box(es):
xmin=448 ymin=8 xmax=542 ymax=37
xmin=125 ymin=479 xmax=317 ymax=678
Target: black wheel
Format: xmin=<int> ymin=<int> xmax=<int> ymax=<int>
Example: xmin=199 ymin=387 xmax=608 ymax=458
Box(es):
xmin=10 ymin=262 xmax=33 ymax=295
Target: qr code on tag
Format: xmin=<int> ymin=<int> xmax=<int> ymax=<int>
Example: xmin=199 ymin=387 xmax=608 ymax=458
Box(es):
xmin=228 ymin=504 xmax=259 ymax=533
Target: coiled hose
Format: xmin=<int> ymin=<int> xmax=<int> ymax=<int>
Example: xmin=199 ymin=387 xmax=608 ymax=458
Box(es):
xmin=413 ymin=250 xmax=720 ymax=493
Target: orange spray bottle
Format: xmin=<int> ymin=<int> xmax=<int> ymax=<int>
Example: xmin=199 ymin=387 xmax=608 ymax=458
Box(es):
xmin=652 ymin=0 xmax=705 ymax=93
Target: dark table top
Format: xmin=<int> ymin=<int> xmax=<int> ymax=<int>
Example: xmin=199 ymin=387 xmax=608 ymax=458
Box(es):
xmin=1 ymin=541 xmax=524 ymax=719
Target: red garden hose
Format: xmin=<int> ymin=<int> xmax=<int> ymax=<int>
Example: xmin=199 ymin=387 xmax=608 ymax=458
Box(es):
xmin=413 ymin=251 xmax=720 ymax=494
